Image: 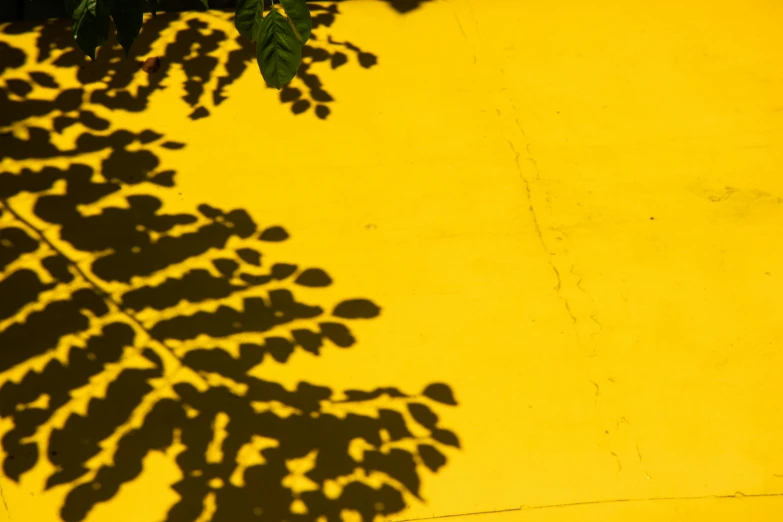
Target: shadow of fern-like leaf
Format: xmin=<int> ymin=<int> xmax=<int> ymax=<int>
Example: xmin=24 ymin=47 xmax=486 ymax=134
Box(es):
xmin=1 ymin=12 xmax=251 ymax=125
xmin=0 ymin=0 xmax=426 ymax=121
xmin=0 ymin=10 xmax=459 ymax=522
xmin=0 ymin=166 xmax=461 ymax=520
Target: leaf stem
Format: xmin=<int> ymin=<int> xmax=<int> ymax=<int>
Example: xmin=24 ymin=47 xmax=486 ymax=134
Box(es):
xmin=0 ymin=198 xmax=189 ymax=376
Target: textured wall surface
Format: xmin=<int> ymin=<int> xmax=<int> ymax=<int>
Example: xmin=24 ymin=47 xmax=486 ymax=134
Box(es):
xmin=1 ymin=1 xmax=783 ymax=521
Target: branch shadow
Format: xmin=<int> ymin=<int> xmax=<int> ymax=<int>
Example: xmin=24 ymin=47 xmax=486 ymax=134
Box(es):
xmin=0 ymin=8 xmax=459 ymax=522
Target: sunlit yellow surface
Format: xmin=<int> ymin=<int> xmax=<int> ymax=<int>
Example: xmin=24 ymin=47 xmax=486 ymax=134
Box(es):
xmin=1 ymin=0 xmax=783 ymax=521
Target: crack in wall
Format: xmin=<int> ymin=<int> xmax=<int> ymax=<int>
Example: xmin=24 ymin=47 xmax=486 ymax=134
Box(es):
xmin=0 ymin=477 xmax=9 ymax=519
xmin=500 ymin=102 xmax=575 ymax=329
xmin=503 ymin=124 xmax=582 ymax=339
xmin=451 ymin=0 xmax=651 ymax=488
xmin=498 ymin=94 xmax=653 ymax=482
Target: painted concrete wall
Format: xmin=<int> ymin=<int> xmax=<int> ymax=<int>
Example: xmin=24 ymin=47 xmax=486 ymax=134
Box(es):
xmin=1 ymin=1 xmax=782 ymax=521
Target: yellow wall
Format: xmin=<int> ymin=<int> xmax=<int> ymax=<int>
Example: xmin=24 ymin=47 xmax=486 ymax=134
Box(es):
xmin=1 ymin=1 xmax=783 ymax=521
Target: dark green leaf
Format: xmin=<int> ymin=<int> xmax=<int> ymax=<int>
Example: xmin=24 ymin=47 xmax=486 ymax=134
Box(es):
xmin=111 ymin=0 xmax=144 ymax=58
xmin=235 ymin=0 xmax=264 ymax=41
xmin=200 ymin=0 xmax=209 ymax=8
xmin=97 ymin=0 xmax=112 ymax=46
xmin=280 ymin=0 xmax=311 ymax=44
xmin=256 ymin=9 xmax=302 ymax=89
xmin=234 ymin=0 xmax=254 ymax=39
xmin=148 ymin=0 xmax=157 ymax=18
xmin=72 ymin=0 xmax=110 ymax=61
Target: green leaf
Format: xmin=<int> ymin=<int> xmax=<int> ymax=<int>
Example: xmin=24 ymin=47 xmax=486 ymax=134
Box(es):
xmin=200 ymin=0 xmax=209 ymax=8
xmin=256 ymin=9 xmax=302 ymax=89
xmin=148 ymin=0 xmax=158 ymax=18
xmin=235 ymin=0 xmax=263 ymax=41
xmin=97 ymin=0 xmax=112 ymax=46
xmin=279 ymin=0 xmax=311 ymax=44
xmin=72 ymin=0 xmax=111 ymax=61
xmin=111 ymin=0 xmax=144 ymax=58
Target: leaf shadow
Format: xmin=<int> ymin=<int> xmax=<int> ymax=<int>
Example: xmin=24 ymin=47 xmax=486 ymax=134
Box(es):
xmin=0 ymin=0 xmax=428 ymax=121
xmin=0 ymin=9 xmax=459 ymax=522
